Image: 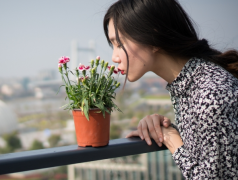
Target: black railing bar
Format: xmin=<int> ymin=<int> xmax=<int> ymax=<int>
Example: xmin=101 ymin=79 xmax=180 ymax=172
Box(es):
xmin=0 ymin=137 xmax=167 ymax=175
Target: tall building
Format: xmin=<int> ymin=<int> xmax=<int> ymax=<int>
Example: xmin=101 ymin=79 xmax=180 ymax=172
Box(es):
xmin=0 ymin=100 xmax=18 ymax=136
xmin=68 ymin=150 xmax=184 ymax=180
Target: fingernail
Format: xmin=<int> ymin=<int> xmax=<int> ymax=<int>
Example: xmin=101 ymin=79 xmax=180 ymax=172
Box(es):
xmin=159 ymin=138 xmax=163 ymax=142
xmin=140 ymin=136 xmax=143 ymax=139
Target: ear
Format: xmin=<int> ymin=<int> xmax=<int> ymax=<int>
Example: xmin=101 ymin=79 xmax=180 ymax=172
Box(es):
xmin=152 ymin=46 xmax=159 ymax=53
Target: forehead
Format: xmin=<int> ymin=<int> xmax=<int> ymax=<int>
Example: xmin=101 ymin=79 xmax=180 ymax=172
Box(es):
xmin=108 ymin=19 xmax=125 ymax=43
xmin=108 ymin=19 xmax=116 ymax=38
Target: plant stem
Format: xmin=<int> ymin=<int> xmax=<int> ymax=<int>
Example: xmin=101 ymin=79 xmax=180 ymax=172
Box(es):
xmin=96 ymin=68 xmax=106 ymax=94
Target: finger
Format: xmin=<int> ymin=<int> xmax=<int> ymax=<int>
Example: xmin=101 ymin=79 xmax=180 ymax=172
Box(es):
xmin=145 ymin=115 xmax=161 ymax=146
xmin=162 ymin=116 xmax=171 ymax=128
xmin=137 ymin=121 xmax=143 ymax=139
xmin=152 ymin=115 xmax=163 ymax=147
xmin=137 ymin=121 xmax=144 ymax=140
xmin=141 ymin=116 xmax=152 ymax=145
xmin=125 ymin=130 xmax=139 ymax=138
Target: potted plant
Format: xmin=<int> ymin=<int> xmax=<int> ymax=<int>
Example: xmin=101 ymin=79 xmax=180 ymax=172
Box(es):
xmin=58 ymin=56 xmax=123 ymax=147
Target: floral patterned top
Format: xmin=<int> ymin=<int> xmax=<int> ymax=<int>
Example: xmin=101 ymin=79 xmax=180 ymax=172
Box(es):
xmin=166 ymin=57 xmax=238 ymax=179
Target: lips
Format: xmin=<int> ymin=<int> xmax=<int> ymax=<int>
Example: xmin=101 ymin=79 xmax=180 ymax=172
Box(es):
xmin=121 ymin=70 xmax=126 ymax=75
xmin=118 ymin=67 xmax=126 ymax=75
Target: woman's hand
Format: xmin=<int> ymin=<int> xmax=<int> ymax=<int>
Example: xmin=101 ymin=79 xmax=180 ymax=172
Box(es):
xmin=126 ymin=125 xmax=183 ymax=154
xmin=125 ymin=114 xmax=171 ymax=147
xmin=161 ymin=126 xmax=183 ymax=154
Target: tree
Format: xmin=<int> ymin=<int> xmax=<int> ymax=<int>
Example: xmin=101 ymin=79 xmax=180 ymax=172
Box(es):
xmin=110 ymin=124 xmax=122 ymax=140
xmin=29 ymin=140 xmax=44 ymax=150
xmin=48 ymin=134 xmax=61 ymax=147
xmin=1 ymin=132 xmax=22 ymax=153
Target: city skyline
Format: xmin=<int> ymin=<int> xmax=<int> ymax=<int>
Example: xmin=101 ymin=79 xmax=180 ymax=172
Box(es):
xmin=0 ymin=0 xmax=238 ymax=78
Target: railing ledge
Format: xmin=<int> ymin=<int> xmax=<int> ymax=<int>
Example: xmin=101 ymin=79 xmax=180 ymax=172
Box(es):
xmin=0 ymin=137 xmax=167 ymax=175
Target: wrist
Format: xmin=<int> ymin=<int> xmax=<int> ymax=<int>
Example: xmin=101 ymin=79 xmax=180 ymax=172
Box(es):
xmin=162 ymin=127 xmax=183 ymax=154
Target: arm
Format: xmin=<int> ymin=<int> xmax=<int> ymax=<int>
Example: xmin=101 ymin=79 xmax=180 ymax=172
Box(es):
xmin=126 ymin=114 xmax=172 ymax=147
xmin=161 ymin=126 xmax=183 ymax=154
xmin=169 ymin=88 xmax=238 ymax=179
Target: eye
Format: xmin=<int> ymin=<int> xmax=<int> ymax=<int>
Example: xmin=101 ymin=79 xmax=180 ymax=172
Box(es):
xmin=117 ymin=44 xmax=122 ymax=49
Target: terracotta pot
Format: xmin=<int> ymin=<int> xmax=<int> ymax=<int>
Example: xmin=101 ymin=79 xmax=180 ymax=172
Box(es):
xmin=72 ymin=108 xmax=110 ymax=147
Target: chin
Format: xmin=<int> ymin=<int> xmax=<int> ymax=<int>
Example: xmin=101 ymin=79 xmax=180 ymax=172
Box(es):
xmin=127 ymin=75 xmax=142 ymax=82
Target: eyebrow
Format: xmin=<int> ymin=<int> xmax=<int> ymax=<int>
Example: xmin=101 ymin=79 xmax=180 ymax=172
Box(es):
xmin=109 ymin=36 xmax=124 ymax=43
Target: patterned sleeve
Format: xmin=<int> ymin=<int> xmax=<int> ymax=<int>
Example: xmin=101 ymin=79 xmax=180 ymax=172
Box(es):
xmin=170 ymin=123 xmax=179 ymax=132
xmin=172 ymin=87 xmax=238 ymax=179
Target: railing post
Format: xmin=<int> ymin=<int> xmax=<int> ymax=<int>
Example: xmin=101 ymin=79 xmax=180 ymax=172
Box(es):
xmin=68 ymin=164 xmax=75 ymax=180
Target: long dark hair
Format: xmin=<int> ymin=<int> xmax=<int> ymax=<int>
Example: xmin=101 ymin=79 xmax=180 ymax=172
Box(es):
xmin=103 ymin=0 xmax=238 ymax=87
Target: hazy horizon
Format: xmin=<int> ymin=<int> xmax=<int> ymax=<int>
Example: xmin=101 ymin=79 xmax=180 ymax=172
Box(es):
xmin=1 ymin=0 xmax=238 ymax=78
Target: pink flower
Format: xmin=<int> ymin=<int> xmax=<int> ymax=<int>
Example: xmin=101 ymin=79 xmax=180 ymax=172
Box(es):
xmin=78 ymin=63 xmax=85 ymax=71
xmin=59 ymin=56 xmax=70 ymax=64
xmin=96 ymin=56 xmax=100 ymax=60
xmin=107 ymin=65 xmax=111 ymax=71
xmin=64 ymin=56 xmax=70 ymax=62
xmin=78 ymin=64 xmax=90 ymax=71
xmin=58 ymin=64 xmax=62 ymax=68
xmin=113 ymin=68 xmax=118 ymax=74
xmin=84 ymin=65 xmax=90 ymax=70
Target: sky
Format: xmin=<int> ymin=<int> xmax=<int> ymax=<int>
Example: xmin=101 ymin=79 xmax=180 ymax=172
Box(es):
xmin=0 ymin=0 xmax=238 ymax=78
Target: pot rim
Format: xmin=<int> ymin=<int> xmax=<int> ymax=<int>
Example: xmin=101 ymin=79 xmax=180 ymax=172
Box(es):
xmin=73 ymin=108 xmax=101 ymax=111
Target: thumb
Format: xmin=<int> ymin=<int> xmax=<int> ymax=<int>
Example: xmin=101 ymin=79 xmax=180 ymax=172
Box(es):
xmin=125 ymin=130 xmax=139 ymax=138
xmin=163 ymin=118 xmax=171 ymax=128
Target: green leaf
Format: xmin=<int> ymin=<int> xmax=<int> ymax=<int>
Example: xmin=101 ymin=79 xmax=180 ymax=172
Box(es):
xmin=83 ymin=99 xmax=89 ymax=120
xmin=56 ymin=85 xmax=65 ymax=94
xmin=69 ymin=70 xmax=75 ymax=75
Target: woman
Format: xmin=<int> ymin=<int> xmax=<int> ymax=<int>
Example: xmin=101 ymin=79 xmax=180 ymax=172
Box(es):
xmin=103 ymin=0 xmax=238 ymax=179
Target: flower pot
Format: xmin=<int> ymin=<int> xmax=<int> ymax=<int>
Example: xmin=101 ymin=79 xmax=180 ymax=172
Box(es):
xmin=72 ymin=109 xmax=110 ymax=147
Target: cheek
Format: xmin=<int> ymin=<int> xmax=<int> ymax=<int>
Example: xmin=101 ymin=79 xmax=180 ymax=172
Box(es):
xmin=118 ymin=50 xmax=128 ymax=67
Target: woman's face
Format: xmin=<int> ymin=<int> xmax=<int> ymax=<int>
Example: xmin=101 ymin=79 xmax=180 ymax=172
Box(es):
xmin=108 ymin=19 xmax=155 ymax=82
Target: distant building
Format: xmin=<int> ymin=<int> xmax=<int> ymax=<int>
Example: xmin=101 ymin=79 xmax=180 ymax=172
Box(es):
xmin=68 ymin=150 xmax=184 ymax=180
xmin=0 ymin=100 xmax=18 ymax=136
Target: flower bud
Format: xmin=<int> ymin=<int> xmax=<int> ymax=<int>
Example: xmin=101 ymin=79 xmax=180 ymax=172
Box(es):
xmin=104 ymin=62 xmax=109 ymax=71
xmin=91 ymin=67 xmax=96 ymax=75
xmin=63 ymin=63 xmax=67 ymax=70
xmin=109 ymin=65 xmax=115 ymax=76
xmin=108 ymin=78 xmax=113 ymax=87
xmin=79 ymin=76 xmax=84 ymax=82
xmin=116 ymin=82 xmax=120 ymax=88
xmin=82 ymin=78 xmax=86 ymax=84
xmin=90 ymin=59 xmax=94 ymax=68
xmin=102 ymin=75 xmax=106 ymax=83
xmin=95 ymin=56 xmax=100 ymax=66
xmin=75 ymin=68 xmax=79 ymax=77
xmin=96 ymin=59 xmax=99 ymax=66
xmin=58 ymin=64 xmax=62 ymax=73
xmin=101 ymin=60 xmax=105 ymax=68
xmin=82 ymin=69 xmax=86 ymax=77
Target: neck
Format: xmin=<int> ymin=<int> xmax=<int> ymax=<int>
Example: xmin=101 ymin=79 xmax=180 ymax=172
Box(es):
xmin=152 ymin=53 xmax=189 ymax=84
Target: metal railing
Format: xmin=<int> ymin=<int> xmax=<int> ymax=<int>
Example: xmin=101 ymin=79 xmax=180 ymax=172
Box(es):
xmin=0 ymin=137 xmax=167 ymax=175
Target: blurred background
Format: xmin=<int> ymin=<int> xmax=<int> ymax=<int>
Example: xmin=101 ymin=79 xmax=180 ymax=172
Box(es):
xmin=0 ymin=0 xmax=237 ymax=179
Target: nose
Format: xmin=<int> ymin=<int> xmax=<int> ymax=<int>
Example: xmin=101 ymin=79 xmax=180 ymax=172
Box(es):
xmin=112 ymin=49 xmax=121 ymax=64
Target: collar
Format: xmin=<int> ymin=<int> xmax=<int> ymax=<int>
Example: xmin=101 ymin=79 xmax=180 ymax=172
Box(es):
xmin=166 ymin=57 xmax=204 ymax=96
